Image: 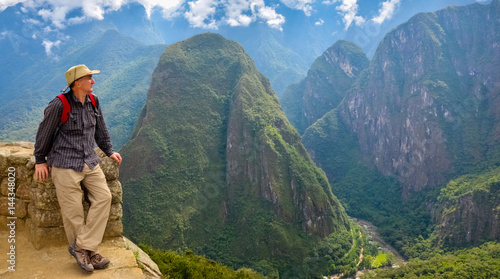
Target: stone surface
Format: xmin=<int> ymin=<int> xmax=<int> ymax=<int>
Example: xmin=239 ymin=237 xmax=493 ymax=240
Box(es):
xmin=100 ymin=157 xmax=119 ymax=181
xmin=109 ymin=202 xmax=123 ymax=221
xmin=28 ymin=220 xmax=67 ymax=249
xmin=0 ymin=215 xmax=25 ymax=231
xmin=0 ymin=197 xmax=27 ymax=218
xmin=0 ymin=232 xmax=161 ymax=278
xmin=104 ymin=220 xmax=123 ymax=238
xmin=32 ymin=177 xmax=56 ymax=189
xmin=0 ymin=178 xmax=8 ymax=196
xmin=15 ymin=182 xmax=31 ymax=200
xmin=0 ymin=151 xmax=8 ymax=175
xmin=108 ymin=180 xmax=123 ymax=203
xmin=124 ymin=237 xmax=163 ymax=279
xmin=0 ymin=142 xmax=126 ymax=263
xmin=7 ymin=150 xmax=32 ymax=166
xmin=28 ymin=204 xmax=63 ymax=228
xmin=30 ymin=188 xmax=60 ymax=211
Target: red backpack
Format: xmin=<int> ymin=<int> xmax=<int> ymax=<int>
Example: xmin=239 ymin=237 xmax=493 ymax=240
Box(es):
xmin=56 ymin=92 xmax=97 ymax=124
xmin=48 ymin=92 xmax=98 ymax=141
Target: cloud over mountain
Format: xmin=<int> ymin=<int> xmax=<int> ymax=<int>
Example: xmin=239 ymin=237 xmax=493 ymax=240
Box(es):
xmin=1 ymin=0 xmax=406 ymax=32
xmin=1 ymin=0 xmax=287 ymax=30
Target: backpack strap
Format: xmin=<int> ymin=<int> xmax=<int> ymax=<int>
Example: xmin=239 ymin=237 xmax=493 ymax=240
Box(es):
xmin=89 ymin=93 xmax=96 ymax=107
xmin=56 ymin=93 xmax=71 ymax=125
xmin=89 ymin=92 xmax=100 ymax=116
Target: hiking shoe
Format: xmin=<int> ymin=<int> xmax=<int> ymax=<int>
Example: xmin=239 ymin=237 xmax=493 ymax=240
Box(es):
xmin=90 ymin=253 xmax=110 ymax=269
xmin=68 ymin=243 xmax=75 ymax=257
xmin=70 ymin=242 xmax=94 ymax=273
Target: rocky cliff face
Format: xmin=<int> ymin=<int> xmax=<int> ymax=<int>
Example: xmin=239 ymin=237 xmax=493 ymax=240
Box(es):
xmin=281 ymin=40 xmax=369 ymax=135
xmin=120 ymin=33 xmax=349 ymax=273
xmin=433 ymin=167 xmax=500 ymax=246
xmin=339 ymin=1 xmax=500 ymax=197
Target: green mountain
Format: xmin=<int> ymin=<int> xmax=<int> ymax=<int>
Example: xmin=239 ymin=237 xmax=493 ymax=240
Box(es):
xmin=119 ymin=32 xmax=350 ymax=276
xmin=302 ymin=109 xmax=431 ymax=255
xmin=0 ymin=26 xmax=165 ymax=150
xmin=338 ymin=0 xmax=500 ymax=196
xmin=434 ymin=167 xmax=500 ymax=247
xmin=300 ymin=0 xmax=500 ymax=256
xmin=281 ymin=40 xmax=369 ymax=135
xmin=365 ymin=242 xmax=500 ymax=279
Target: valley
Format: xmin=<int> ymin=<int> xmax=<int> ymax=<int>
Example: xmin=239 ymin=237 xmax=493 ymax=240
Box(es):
xmin=354 ymin=219 xmax=406 ymax=267
xmin=0 ymin=0 xmax=499 ymax=278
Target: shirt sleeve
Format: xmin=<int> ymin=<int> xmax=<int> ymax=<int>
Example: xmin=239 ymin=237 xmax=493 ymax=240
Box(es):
xmin=94 ymin=96 xmax=114 ymax=157
xmin=34 ymin=98 xmax=63 ymax=164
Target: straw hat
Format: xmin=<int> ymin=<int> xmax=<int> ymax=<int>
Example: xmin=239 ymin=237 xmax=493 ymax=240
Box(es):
xmin=62 ymin=64 xmax=100 ymax=92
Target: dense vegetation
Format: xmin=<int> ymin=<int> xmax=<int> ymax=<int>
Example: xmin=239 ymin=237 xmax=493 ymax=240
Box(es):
xmin=302 ymin=109 xmax=434 ymax=258
xmin=280 ymin=40 xmax=369 ymax=135
xmin=0 ymin=27 xmax=164 ymax=150
xmin=120 ymin=33 xmax=350 ymax=278
xmin=297 ymin=2 xmax=500 ymax=269
xmin=140 ymin=220 xmax=393 ymax=279
xmin=363 ymin=242 xmax=500 ymax=279
xmin=140 ymin=245 xmax=265 ymax=279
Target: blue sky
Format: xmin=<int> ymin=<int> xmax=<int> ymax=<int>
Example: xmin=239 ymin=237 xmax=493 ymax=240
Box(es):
xmin=0 ymin=0 xmax=465 ymax=31
xmin=0 ymin=0 xmax=491 ymax=58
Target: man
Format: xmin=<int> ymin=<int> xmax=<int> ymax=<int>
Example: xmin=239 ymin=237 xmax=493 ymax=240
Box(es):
xmin=34 ymin=64 xmax=122 ymax=273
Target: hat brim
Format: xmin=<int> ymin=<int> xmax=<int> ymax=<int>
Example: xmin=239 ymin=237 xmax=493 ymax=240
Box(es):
xmin=62 ymin=69 xmax=100 ymax=92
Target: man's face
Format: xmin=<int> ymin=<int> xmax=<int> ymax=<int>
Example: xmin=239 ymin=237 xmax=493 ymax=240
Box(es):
xmin=74 ymin=75 xmax=95 ymax=93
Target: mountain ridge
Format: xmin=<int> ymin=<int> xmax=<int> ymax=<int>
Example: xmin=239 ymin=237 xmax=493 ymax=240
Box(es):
xmin=120 ymin=32 xmax=350 ymax=276
xmin=281 ymin=40 xmax=369 ymax=135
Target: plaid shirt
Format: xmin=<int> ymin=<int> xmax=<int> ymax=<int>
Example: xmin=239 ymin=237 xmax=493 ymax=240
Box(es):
xmin=34 ymin=92 xmax=114 ymax=172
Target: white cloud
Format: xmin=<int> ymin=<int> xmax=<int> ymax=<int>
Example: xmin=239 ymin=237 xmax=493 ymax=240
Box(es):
xmin=321 ymin=0 xmax=338 ymax=5
xmin=371 ymin=0 xmax=400 ymax=24
xmin=222 ymin=0 xmax=286 ymax=30
xmin=67 ymin=15 xmax=89 ymax=25
xmin=136 ymin=0 xmax=185 ymax=19
xmin=315 ymin=18 xmax=324 ymax=25
xmin=225 ymin=0 xmax=252 ymax=26
xmin=280 ymin=0 xmax=313 ymax=16
xmin=38 ymin=5 xmax=73 ymax=29
xmin=82 ymin=1 xmax=105 ymax=20
xmin=1 ymin=0 xmax=286 ymax=31
xmin=0 ymin=31 xmax=12 ymax=39
xmin=184 ymin=0 xmax=218 ymax=29
xmin=227 ymin=14 xmax=252 ymax=26
xmin=42 ymin=39 xmax=60 ymax=55
xmin=23 ymin=18 xmax=41 ymax=25
xmin=256 ymin=4 xmax=285 ymax=31
xmin=336 ymin=0 xmax=364 ymax=30
xmin=0 ymin=0 xmax=26 ymax=11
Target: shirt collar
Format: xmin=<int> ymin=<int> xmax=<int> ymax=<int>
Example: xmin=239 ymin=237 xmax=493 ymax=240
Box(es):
xmin=69 ymin=91 xmax=91 ymax=104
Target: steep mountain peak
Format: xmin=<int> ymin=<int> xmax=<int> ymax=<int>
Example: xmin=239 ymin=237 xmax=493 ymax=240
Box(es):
xmin=120 ymin=32 xmax=349 ymax=274
xmin=340 ymin=0 xmax=500 ymax=197
xmin=324 ymin=40 xmax=369 ymax=78
xmin=281 ymin=39 xmax=369 ymax=134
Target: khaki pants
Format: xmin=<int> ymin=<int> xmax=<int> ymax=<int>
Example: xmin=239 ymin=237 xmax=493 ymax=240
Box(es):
xmin=52 ymin=164 xmax=111 ymax=252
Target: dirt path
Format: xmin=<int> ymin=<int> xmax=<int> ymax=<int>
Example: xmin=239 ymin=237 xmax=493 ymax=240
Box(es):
xmin=356 ymin=231 xmax=363 ymax=267
xmin=354 ymin=218 xmax=407 ymax=266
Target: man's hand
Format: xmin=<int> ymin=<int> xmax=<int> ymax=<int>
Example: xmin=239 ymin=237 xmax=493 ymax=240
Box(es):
xmin=110 ymin=152 xmax=122 ymax=165
xmin=35 ymin=163 xmax=52 ymax=182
